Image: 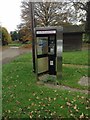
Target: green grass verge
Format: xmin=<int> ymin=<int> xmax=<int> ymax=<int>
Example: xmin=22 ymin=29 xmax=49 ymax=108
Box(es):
xmin=2 ymin=53 xmax=90 ymax=119
xmin=63 ymin=50 xmax=89 ymax=65
xmin=61 ymin=66 xmax=89 ymax=90
xmin=8 ymin=41 xmax=32 ymax=47
xmin=8 ymin=43 xmax=23 ymax=47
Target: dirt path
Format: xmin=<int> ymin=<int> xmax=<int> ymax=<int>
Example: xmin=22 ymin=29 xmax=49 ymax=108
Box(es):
xmin=1 ymin=47 xmax=31 ymax=64
xmin=63 ymin=64 xmax=89 ymax=68
xmin=45 ymin=84 xmax=89 ymax=94
xmin=37 ymin=82 xmax=89 ymax=94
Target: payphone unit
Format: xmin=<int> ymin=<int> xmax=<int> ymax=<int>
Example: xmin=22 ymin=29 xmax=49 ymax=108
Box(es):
xmin=33 ymin=26 xmax=63 ymax=80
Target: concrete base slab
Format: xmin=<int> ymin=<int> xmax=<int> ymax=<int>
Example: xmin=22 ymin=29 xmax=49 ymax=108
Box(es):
xmin=78 ymin=76 xmax=90 ymax=86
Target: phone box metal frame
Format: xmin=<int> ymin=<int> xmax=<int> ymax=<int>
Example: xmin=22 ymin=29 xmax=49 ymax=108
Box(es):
xmin=33 ymin=26 xmax=63 ymax=80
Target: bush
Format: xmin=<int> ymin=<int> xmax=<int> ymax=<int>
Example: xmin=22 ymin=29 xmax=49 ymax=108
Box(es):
xmin=1 ymin=27 xmax=12 ymax=45
xmin=83 ymin=33 xmax=90 ymax=43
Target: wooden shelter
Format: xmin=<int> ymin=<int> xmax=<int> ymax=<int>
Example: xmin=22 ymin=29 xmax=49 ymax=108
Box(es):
xmin=63 ymin=25 xmax=84 ymax=51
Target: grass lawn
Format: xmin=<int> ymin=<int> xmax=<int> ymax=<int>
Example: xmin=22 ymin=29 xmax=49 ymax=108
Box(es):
xmin=2 ymin=51 xmax=90 ymax=119
xmin=8 ymin=41 xmax=32 ymax=48
xmin=63 ymin=50 xmax=89 ymax=65
xmin=61 ymin=66 xmax=89 ymax=90
xmin=8 ymin=43 xmax=22 ymax=47
xmin=8 ymin=41 xmax=22 ymax=47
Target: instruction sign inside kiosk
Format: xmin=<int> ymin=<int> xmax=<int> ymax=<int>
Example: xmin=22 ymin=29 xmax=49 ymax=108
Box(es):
xmin=37 ymin=37 xmax=48 ymax=55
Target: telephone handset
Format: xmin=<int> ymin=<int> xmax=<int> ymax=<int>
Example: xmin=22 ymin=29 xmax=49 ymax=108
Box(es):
xmin=48 ymin=40 xmax=55 ymax=55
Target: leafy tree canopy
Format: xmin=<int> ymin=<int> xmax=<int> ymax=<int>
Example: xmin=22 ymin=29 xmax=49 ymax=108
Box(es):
xmin=18 ymin=25 xmax=32 ymax=43
xmin=1 ymin=27 xmax=12 ymax=45
xmin=10 ymin=31 xmax=19 ymax=41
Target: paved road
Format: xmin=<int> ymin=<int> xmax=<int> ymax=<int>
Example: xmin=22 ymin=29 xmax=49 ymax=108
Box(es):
xmin=1 ymin=47 xmax=31 ymax=64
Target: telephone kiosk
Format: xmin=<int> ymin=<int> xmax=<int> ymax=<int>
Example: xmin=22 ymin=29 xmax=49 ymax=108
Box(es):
xmin=33 ymin=26 xmax=63 ymax=80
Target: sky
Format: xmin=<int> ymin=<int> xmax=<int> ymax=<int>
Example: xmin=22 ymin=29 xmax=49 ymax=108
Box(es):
xmin=0 ymin=0 xmax=22 ymax=32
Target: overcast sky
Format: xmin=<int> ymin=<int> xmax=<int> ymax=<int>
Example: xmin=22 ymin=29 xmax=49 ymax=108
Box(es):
xmin=0 ymin=0 xmax=22 ymax=32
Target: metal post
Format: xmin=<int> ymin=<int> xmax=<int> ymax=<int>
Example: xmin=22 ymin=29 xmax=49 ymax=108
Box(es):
xmin=30 ymin=2 xmax=36 ymax=72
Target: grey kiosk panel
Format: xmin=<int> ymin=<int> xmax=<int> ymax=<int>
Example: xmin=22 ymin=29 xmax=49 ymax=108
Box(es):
xmin=35 ymin=26 xmax=63 ymax=80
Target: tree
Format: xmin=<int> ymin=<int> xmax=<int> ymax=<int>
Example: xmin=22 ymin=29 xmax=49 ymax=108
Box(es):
xmin=85 ymin=1 xmax=90 ymax=43
xmin=20 ymin=0 xmax=88 ymax=43
xmin=86 ymin=1 xmax=90 ymax=32
xmin=21 ymin=1 xmax=73 ymax=27
xmin=64 ymin=0 xmax=88 ymax=24
xmin=34 ymin=2 xmax=70 ymax=26
xmin=1 ymin=27 xmax=12 ymax=45
xmin=18 ymin=25 xmax=32 ymax=43
xmin=21 ymin=0 xmax=88 ymax=27
xmin=10 ymin=31 xmax=19 ymax=41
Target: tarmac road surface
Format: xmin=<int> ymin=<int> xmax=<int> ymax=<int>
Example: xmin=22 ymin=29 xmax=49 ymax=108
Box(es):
xmin=1 ymin=47 xmax=31 ymax=64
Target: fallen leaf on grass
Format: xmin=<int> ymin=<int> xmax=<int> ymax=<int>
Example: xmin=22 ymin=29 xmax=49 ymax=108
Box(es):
xmin=79 ymin=113 xmax=84 ymax=119
xmin=56 ymin=93 xmax=59 ymax=96
xmin=42 ymin=104 xmax=46 ymax=107
xmin=86 ymin=100 xmax=89 ymax=103
xmin=29 ymin=98 xmax=31 ymax=101
xmin=54 ymin=90 xmax=57 ymax=93
xmin=14 ymin=85 xmax=17 ymax=88
xmin=41 ymin=107 xmax=44 ymax=110
xmin=36 ymin=96 xmax=39 ymax=100
xmin=65 ymin=97 xmax=68 ymax=100
xmin=8 ymin=110 xmax=11 ymax=113
xmin=47 ymin=104 xmax=50 ymax=106
xmin=29 ymin=114 xmax=32 ymax=119
xmin=77 ymin=95 xmax=80 ymax=98
xmin=40 ymin=91 xmax=44 ymax=95
xmin=27 ymin=106 xmax=30 ymax=109
xmin=53 ymin=98 xmax=56 ymax=101
xmin=81 ymin=96 xmax=84 ymax=99
xmin=73 ymin=104 xmax=77 ymax=110
xmin=66 ymin=102 xmax=72 ymax=107
xmin=38 ymin=114 xmax=41 ymax=118
xmin=48 ymin=97 xmax=51 ymax=102
xmin=31 ymin=103 xmax=35 ymax=106
xmin=75 ymin=109 xmax=79 ymax=112
xmin=60 ymin=106 xmax=64 ymax=109
xmin=33 ymin=92 xmax=36 ymax=96
xmin=16 ymin=100 xmax=20 ymax=105
xmin=85 ymin=106 xmax=89 ymax=110
xmin=70 ymin=113 xmax=74 ymax=117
